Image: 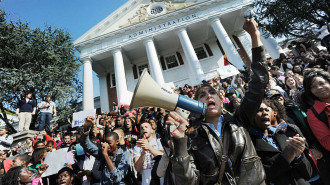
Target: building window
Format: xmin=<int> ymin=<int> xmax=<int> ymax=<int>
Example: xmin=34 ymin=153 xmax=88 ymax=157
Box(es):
xmin=111 ymin=74 xmax=116 ymax=87
xmin=165 ymin=55 xmax=179 ymax=69
xmin=138 ymin=64 xmax=150 ymax=76
xmin=194 ymin=46 xmax=208 ymax=60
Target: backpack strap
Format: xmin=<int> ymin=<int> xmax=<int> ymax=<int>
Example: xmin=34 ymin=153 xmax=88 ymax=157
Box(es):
xmin=310 ymin=106 xmax=329 ymax=128
xmin=115 ymin=153 xmax=123 ymax=167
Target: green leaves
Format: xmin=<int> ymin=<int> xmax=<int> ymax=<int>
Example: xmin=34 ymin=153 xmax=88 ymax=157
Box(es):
xmin=254 ymin=0 xmax=329 ymax=40
xmin=0 ymin=9 xmax=82 ymax=130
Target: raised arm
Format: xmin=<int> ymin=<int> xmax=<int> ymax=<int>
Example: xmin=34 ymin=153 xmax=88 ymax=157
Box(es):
xmin=237 ymin=18 xmax=269 ymax=127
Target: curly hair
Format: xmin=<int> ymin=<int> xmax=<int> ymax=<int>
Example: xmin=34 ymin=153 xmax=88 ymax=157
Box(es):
xmin=262 ymin=99 xmax=287 ymax=123
xmin=1 ymin=166 xmax=25 ymax=185
xmin=301 ymin=68 xmax=330 ymax=109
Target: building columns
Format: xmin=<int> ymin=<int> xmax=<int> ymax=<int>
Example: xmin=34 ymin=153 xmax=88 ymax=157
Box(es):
xmin=211 ymin=18 xmax=245 ymax=70
xmin=113 ymin=48 xmax=129 ymax=106
xmin=83 ymin=58 xmax=94 ymax=110
xmin=259 ymin=29 xmax=283 ymax=60
xmin=144 ymin=38 xmax=165 ymax=86
xmin=177 ymin=28 xmax=205 ymax=85
xmin=98 ymin=74 xmax=110 ymax=112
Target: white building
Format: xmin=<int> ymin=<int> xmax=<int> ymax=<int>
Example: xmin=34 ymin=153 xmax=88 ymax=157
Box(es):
xmin=74 ymin=0 xmax=282 ymax=112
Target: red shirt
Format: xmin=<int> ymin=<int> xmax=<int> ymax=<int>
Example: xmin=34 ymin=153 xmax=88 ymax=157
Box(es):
xmin=307 ymin=100 xmax=330 ymax=151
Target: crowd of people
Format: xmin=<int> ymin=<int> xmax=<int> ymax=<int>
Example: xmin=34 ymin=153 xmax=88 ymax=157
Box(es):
xmin=0 ymin=18 xmax=329 ymax=185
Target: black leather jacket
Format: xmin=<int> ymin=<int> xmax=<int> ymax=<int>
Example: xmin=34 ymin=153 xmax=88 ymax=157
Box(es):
xmin=170 ymin=46 xmax=268 ymax=185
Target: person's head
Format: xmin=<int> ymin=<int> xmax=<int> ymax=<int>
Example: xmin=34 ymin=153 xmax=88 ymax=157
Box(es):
xmin=25 ymin=92 xmax=33 ymax=99
xmin=34 ymin=141 xmax=45 ymax=149
xmin=45 ymin=95 xmax=51 ymax=102
xmin=124 ymin=117 xmax=134 ymax=130
xmin=0 ymin=150 xmax=7 ymax=160
xmin=148 ymin=117 xmax=157 ymax=131
xmin=32 ymin=148 xmax=47 ymax=164
xmin=63 ymin=132 xmax=71 ymax=144
xmin=113 ymin=127 xmax=125 ymax=144
xmin=294 ymin=73 xmax=304 ymax=85
xmin=2 ymin=166 xmax=35 ymax=185
xmin=285 ymin=69 xmax=294 ymax=78
xmin=270 ymin=66 xmax=280 ymax=77
xmin=293 ymin=65 xmax=302 ymax=74
xmin=302 ymin=69 xmax=330 ymax=105
xmin=266 ymin=89 xmax=285 ymax=106
xmin=140 ymin=122 xmax=153 ymax=139
xmin=227 ymin=97 xmax=241 ymax=113
xmin=285 ymin=76 xmax=299 ymax=90
xmin=253 ymin=100 xmax=278 ymax=132
xmin=194 ymin=84 xmax=223 ymax=120
xmin=46 ymin=141 xmax=54 ymax=152
xmin=57 ymin=167 xmax=74 ymax=185
xmin=0 ymin=127 xmax=8 ymax=136
xmin=105 ymin=132 xmax=119 ymax=155
xmin=225 ymin=88 xmax=237 ymax=100
xmin=12 ymin=154 xmax=30 ymax=168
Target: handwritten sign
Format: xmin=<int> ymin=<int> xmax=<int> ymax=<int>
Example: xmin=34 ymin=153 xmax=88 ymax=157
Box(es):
xmin=217 ymin=65 xmax=240 ymax=79
xmin=72 ymin=109 xmax=96 ymax=128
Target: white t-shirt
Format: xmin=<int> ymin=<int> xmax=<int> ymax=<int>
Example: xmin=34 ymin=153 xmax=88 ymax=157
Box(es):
xmin=133 ymin=138 xmax=164 ymax=185
xmin=39 ymin=101 xmax=55 ymax=114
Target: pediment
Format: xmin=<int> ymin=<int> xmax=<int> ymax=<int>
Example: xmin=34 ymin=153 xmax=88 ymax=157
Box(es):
xmin=74 ymin=0 xmax=204 ymax=47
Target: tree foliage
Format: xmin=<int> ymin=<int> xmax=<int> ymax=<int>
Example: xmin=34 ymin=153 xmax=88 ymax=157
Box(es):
xmin=0 ymin=9 xmax=82 ymax=132
xmin=254 ymin=0 xmax=330 ymax=40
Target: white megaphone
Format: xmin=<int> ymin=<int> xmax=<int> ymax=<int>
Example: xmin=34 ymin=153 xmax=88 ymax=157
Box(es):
xmin=130 ymin=69 xmax=207 ymax=116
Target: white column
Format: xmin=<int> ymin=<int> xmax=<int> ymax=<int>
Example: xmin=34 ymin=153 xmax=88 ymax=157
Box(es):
xmin=98 ymin=74 xmax=110 ymax=112
xmin=113 ymin=48 xmax=128 ymax=106
xmin=260 ymin=29 xmax=283 ymax=60
xmin=177 ymin=28 xmax=205 ymax=85
xmin=211 ymin=18 xmax=245 ymax=70
xmin=144 ymin=38 xmax=165 ymax=86
xmin=83 ymin=58 xmax=94 ymax=110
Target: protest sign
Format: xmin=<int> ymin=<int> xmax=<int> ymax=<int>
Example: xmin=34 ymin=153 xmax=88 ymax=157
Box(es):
xmin=217 ymin=65 xmax=240 ymax=79
xmin=42 ymin=148 xmax=69 ymax=177
xmin=72 ymin=109 xmax=96 ymax=127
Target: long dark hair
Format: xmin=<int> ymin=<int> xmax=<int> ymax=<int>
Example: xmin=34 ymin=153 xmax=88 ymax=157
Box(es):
xmin=1 ymin=166 xmax=25 ymax=185
xmin=301 ymin=68 xmax=330 ymax=109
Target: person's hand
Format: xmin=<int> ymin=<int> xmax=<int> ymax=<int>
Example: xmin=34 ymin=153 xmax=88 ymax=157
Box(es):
xmin=243 ymin=18 xmax=259 ymax=36
xmin=32 ymin=111 xmax=36 ymax=115
xmin=287 ymin=134 xmax=306 ymax=158
xmin=53 ymin=113 xmax=56 ymax=117
xmin=64 ymin=163 xmax=73 ymax=170
xmin=243 ymin=18 xmax=261 ymax=48
xmin=84 ymin=116 xmax=95 ymax=132
xmin=136 ymin=135 xmax=152 ymax=151
xmin=165 ymin=111 xmax=189 ymax=138
xmin=310 ymin=148 xmax=323 ymax=160
xmin=77 ymin=171 xmax=85 ymax=179
xmin=101 ymin=142 xmax=110 ymax=156
xmin=84 ymin=170 xmax=91 ymax=176
xmin=37 ymin=164 xmax=49 ymax=177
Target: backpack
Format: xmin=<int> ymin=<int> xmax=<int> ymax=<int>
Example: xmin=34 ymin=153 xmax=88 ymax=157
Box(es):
xmin=115 ymin=153 xmax=138 ymax=185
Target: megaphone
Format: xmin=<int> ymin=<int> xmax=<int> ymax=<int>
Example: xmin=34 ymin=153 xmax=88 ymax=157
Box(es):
xmin=130 ymin=69 xmax=207 ymax=116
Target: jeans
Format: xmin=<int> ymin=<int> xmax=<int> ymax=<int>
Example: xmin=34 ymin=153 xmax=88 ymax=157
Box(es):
xmin=39 ymin=112 xmax=52 ymax=132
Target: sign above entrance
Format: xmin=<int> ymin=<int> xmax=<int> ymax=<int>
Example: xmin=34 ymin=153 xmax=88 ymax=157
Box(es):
xmin=147 ymin=2 xmax=167 ymax=17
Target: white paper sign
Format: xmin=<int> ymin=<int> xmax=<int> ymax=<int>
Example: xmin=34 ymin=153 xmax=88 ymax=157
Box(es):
xmin=42 ymin=148 xmax=69 ymax=177
xmin=217 ymin=65 xmax=240 ymax=79
xmin=72 ymin=109 xmax=96 ymax=128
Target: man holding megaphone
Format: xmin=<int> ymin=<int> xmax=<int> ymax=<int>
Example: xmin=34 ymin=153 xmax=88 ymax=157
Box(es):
xmin=163 ymin=18 xmax=267 ymax=185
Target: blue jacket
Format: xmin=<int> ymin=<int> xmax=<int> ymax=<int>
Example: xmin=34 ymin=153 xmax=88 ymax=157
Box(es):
xmin=80 ymin=136 xmax=129 ymax=185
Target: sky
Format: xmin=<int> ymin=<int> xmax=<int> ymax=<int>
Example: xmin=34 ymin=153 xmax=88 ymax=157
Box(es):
xmin=1 ymin=0 xmax=129 ymax=98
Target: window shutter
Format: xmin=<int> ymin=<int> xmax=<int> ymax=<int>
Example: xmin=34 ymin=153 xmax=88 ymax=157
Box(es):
xmin=133 ymin=65 xmax=138 ymax=79
xmin=216 ymin=39 xmax=225 ymax=55
xmin=176 ymin=52 xmax=184 ymax=65
xmin=160 ymin=56 xmax=166 ymax=70
xmin=204 ymin=43 xmax=213 ymax=56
